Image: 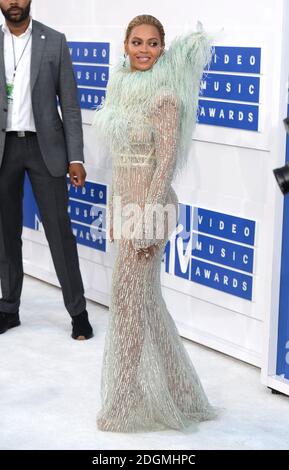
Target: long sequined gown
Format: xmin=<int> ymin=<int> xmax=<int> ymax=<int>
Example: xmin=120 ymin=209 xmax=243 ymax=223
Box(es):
xmin=94 ymin=28 xmax=216 ymax=432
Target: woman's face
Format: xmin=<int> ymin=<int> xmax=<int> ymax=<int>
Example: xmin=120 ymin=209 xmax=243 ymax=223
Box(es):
xmin=125 ymin=24 xmax=163 ymax=72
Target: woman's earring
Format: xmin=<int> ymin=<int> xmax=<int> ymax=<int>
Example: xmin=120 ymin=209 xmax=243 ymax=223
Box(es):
xmin=123 ymin=53 xmax=127 ymax=68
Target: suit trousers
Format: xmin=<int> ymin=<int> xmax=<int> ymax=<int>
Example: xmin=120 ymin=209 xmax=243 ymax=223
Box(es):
xmin=0 ymin=132 xmax=86 ymax=317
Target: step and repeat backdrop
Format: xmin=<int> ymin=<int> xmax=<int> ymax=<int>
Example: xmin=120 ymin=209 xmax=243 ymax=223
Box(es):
xmin=17 ymin=0 xmax=289 ymax=393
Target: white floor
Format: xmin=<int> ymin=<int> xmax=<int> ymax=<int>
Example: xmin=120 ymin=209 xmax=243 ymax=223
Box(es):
xmin=0 ymin=275 xmax=289 ymax=450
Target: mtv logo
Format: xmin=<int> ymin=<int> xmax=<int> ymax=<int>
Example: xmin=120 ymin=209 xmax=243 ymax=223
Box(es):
xmin=163 ymin=203 xmax=193 ymax=280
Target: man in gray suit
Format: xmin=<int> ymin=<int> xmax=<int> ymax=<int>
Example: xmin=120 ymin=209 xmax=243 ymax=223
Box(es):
xmin=0 ymin=0 xmax=93 ymax=339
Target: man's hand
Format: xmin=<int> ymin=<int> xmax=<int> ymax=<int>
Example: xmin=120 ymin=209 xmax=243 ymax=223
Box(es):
xmin=69 ymin=163 xmax=86 ymax=187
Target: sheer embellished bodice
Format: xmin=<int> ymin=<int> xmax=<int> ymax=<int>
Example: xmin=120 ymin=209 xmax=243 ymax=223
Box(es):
xmin=110 ymin=94 xmax=180 ymax=249
xmin=113 ymin=120 xmax=157 ymax=209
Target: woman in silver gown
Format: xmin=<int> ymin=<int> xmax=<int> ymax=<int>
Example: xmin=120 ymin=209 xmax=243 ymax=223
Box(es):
xmin=93 ymin=14 xmax=216 ymax=432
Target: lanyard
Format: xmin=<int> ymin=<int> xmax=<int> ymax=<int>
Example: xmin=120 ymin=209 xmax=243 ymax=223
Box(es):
xmin=11 ymin=30 xmax=32 ymax=82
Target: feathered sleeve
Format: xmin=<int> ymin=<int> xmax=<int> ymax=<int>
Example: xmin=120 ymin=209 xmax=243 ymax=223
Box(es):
xmin=162 ymin=25 xmax=213 ymax=172
xmin=165 ymin=23 xmax=212 ymax=86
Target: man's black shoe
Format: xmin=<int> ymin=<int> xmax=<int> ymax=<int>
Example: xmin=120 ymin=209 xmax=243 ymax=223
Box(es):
xmin=71 ymin=310 xmax=93 ymax=340
xmin=0 ymin=311 xmax=21 ymax=334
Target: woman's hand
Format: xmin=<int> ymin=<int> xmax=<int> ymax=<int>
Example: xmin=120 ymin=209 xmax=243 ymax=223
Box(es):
xmin=135 ymin=244 xmax=159 ymax=259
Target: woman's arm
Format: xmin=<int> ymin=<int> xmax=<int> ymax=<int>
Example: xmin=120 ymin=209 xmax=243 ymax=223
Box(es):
xmin=132 ymin=92 xmax=179 ymax=250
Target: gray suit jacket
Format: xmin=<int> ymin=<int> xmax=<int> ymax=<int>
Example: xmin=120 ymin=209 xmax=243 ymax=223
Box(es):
xmin=0 ymin=20 xmax=84 ymax=177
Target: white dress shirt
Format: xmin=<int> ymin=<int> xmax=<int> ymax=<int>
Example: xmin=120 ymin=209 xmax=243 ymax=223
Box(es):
xmin=3 ymin=18 xmax=36 ymax=132
xmin=2 ymin=19 xmax=83 ymax=165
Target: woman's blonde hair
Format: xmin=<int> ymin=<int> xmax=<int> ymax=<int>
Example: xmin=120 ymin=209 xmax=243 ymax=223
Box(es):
xmin=125 ymin=14 xmax=165 ymax=47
